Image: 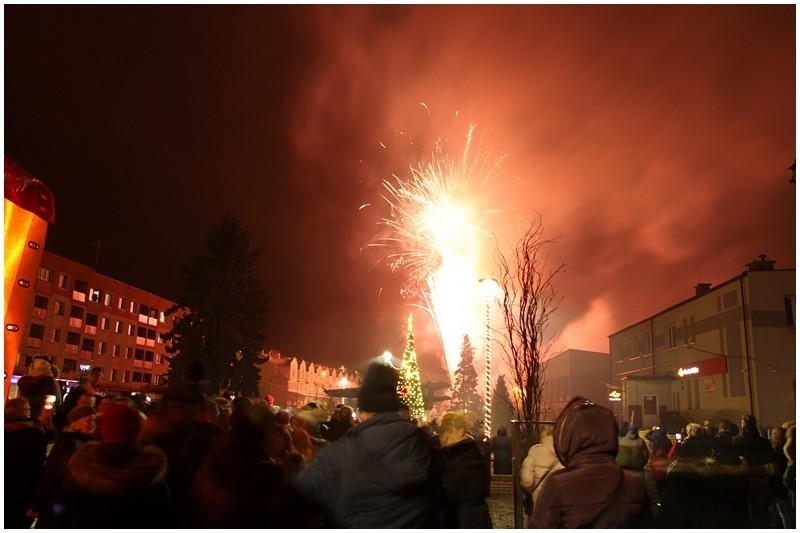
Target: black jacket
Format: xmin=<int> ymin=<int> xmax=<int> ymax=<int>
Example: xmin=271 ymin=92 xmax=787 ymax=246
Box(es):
xmin=292 ymin=411 xmax=441 ymax=528
xmin=441 ymin=437 xmax=493 ymax=528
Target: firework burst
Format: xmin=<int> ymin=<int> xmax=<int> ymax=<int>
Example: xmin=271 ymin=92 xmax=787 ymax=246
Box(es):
xmin=374 ymin=124 xmax=502 ymax=378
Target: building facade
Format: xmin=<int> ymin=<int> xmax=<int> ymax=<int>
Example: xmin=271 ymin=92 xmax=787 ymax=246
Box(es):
xmin=541 ymin=349 xmax=611 ymax=420
xmin=12 ymin=252 xmax=361 ymax=405
xmin=608 ymin=255 xmax=795 ymax=430
xmin=12 ymin=251 xmax=176 ymax=396
xmin=258 ymin=350 xmax=359 ymax=410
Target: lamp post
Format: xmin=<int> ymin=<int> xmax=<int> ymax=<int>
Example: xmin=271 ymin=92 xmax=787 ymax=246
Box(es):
xmin=479 ymin=277 xmax=502 ymax=439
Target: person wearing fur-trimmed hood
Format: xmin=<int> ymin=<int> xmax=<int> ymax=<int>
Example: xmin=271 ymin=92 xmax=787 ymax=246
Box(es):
xmin=60 ymin=403 xmax=172 ymax=527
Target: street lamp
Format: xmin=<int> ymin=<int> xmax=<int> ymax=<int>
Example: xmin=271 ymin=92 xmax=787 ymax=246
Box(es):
xmin=479 ymin=277 xmax=502 ymax=439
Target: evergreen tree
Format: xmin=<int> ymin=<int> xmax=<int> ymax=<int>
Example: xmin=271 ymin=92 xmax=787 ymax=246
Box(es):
xmin=450 ymin=334 xmax=483 ymax=419
xmin=397 ymin=314 xmax=426 ymax=422
xmin=163 ymin=214 xmax=269 ymax=397
xmin=492 ymin=374 xmax=515 ymax=437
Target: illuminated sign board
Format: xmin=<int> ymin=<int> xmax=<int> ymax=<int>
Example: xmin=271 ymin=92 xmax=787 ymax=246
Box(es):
xmin=608 ymin=388 xmax=623 ymax=402
xmin=79 ymin=364 xmax=92 ymax=372
xmin=676 ymin=356 xmax=726 ymax=378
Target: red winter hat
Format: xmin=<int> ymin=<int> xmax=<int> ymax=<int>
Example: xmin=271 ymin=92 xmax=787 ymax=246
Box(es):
xmin=100 ymin=403 xmax=142 ymax=443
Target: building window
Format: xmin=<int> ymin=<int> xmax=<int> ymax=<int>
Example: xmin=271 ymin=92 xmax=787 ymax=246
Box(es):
xmin=122 ymin=371 xmax=129 ymax=383
xmin=127 ymin=324 xmax=135 ymax=336
xmin=646 ymin=333 xmax=653 ymax=354
xmin=785 ymin=296 xmax=796 ymax=327
xmin=73 ymin=279 xmax=88 ymax=302
xmin=118 ymin=297 xmax=125 ymax=310
xmin=142 ymin=373 xmax=152 ymax=384
xmin=89 ymin=289 xmax=101 ymax=303
xmin=129 ymin=301 xmax=137 ymax=314
xmin=37 ymin=267 xmax=52 ymax=282
xmin=112 ymin=344 xmax=120 ymax=357
xmin=29 ymin=323 xmax=45 ymax=340
xmin=115 ymin=320 xmax=123 ymax=333
xmin=54 ymin=301 xmax=65 ymax=316
xmin=126 ymin=347 xmax=133 ymax=359
xmin=133 ymin=371 xmax=143 ymax=383
xmin=66 ymin=331 xmax=81 ymax=346
xmin=58 ymin=273 xmax=69 ymax=289
xmin=69 ymin=305 xmax=85 ymax=328
xmin=110 ymin=369 xmax=118 ymax=382
xmin=86 ymin=313 xmax=99 ymax=327
xmin=103 ymin=293 xmax=113 ymax=306
xmin=62 ymin=358 xmax=77 ymax=373
xmin=100 ymin=317 xmax=109 ymax=330
xmin=144 ymin=351 xmax=154 ymax=362
xmin=34 ymin=295 xmax=49 ymax=310
xmin=97 ymin=341 xmax=107 ymax=355
xmin=156 ymin=353 xmax=164 ymax=364
xmin=81 ymin=338 xmax=95 ymax=352
xmin=51 ymin=328 xmax=61 ymax=343
xmin=135 ymin=349 xmax=145 ymax=361
xmin=667 ymin=324 xmax=676 ymax=349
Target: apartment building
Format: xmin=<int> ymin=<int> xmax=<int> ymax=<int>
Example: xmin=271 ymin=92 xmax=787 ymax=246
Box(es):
xmin=608 ymin=255 xmax=795 ymax=430
xmin=541 ymin=349 xmax=611 ymax=420
xmin=12 ymin=251 xmax=176 ymax=395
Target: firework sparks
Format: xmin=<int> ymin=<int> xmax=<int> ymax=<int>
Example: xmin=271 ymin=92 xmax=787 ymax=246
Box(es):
xmin=374 ymin=124 xmax=502 ymax=378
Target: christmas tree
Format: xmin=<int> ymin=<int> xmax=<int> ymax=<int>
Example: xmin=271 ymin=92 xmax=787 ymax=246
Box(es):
xmin=450 ymin=334 xmax=484 ymax=419
xmin=397 ymin=314 xmax=426 ymax=423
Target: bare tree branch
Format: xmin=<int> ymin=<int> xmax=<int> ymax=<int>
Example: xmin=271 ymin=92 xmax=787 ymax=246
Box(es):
xmin=494 ymin=211 xmax=565 ymax=447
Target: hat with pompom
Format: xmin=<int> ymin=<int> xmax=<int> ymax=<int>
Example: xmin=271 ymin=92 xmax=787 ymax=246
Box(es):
xmin=357 ymin=363 xmax=401 ymax=413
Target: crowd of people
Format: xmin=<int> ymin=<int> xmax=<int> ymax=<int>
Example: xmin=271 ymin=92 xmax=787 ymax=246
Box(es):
xmin=519 ymin=409 xmax=795 ymax=528
xmin=5 ymin=359 xmax=502 ymax=528
xmin=6 ymin=355 xmax=795 ymax=529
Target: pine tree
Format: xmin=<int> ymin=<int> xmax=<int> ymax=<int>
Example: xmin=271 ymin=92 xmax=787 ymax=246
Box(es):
xmin=163 ymin=214 xmax=270 ymax=397
xmin=492 ymin=374 xmax=515 ymax=437
xmin=397 ymin=314 xmax=426 ymax=422
xmin=450 ymin=334 xmax=483 ymax=419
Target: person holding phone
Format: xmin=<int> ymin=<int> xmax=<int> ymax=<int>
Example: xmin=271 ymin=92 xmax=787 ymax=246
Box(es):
xmin=17 ymin=358 xmax=61 ymax=419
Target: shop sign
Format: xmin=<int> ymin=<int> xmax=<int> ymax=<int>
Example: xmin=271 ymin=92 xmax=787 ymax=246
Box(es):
xmin=676 ymin=356 xmax=726 ymax=378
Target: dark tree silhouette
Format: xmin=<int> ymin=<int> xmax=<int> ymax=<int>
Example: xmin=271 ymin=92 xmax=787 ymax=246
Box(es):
xmin=492 ymin=374 xmax=515 ymax=436
xmin=450 ymin=334 xmax=483 ymax=419
xmin=163 ymin=214 xmax=269 ymax=397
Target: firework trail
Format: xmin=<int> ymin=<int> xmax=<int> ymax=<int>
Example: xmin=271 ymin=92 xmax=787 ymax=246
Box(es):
xmin=374 ymin=124 xmax=502 ymax=379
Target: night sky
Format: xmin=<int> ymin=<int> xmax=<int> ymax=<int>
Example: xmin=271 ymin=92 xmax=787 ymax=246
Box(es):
xmin=5 ymin=5 xmax=795 ymax=379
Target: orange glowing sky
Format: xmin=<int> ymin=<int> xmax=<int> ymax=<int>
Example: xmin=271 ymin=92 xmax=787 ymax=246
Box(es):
xmin=5 ymin=5 xmax=795 ymax=381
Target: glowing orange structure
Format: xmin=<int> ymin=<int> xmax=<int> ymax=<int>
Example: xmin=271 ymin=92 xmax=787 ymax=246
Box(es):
xmin=4 ymin=156 xmax=55 ymax=399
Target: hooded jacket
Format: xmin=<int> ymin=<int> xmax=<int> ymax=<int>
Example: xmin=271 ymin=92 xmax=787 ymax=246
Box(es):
xmin=292 ymin=411 xmax=441 ymax=528
xmin=61 ymin=441 xmax=172 ymax=527
xmin=530 ymin=397 xmax=652 ymax=528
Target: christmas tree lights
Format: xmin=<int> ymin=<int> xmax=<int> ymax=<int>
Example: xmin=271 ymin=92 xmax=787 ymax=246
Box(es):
xmin=397 ymin=314 xmax=426 ymax=423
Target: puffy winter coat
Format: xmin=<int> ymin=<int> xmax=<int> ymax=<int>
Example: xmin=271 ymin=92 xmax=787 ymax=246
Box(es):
xmin=520 ymin=434 xmax=564 ymax=505
xmin=440 ymin=437 xmax=493 ymax=528
xmin=292 ymin=411 xmax=441 ymax=528
xmin=530 ymin=397 xmax=652 ymax=528
xmin=61 ymin=442 xmax=172 ymax=528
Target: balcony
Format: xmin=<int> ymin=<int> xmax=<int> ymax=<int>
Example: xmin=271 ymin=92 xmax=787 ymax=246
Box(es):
xmin=84 ymin=325 xmax=97 ymax=336
xmin=27 ymin=338 xmax=43 ymax=348
xmin=136 ymin=336 xmax=146 ymax=346
xmin=80 ymin=351 xmax=93 ymax=361
xmin=133 ymin=360 xmax=143 ymax=368
xmin=146 ymin=339 xmax=155 ymax=348
xmin=72 ymin=291 xmax=86 ymax=302
xmin=32 ymin=307 xmax=47 ymax=320
xmin=65 ymin=344 xmax=79 ymax=354
xmin=68 ymin=317 xmax=83 ymax=329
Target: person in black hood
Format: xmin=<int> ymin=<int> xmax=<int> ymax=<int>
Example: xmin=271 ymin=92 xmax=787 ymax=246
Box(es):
xmin=530 ymin=396 xmax=652 ymax=528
